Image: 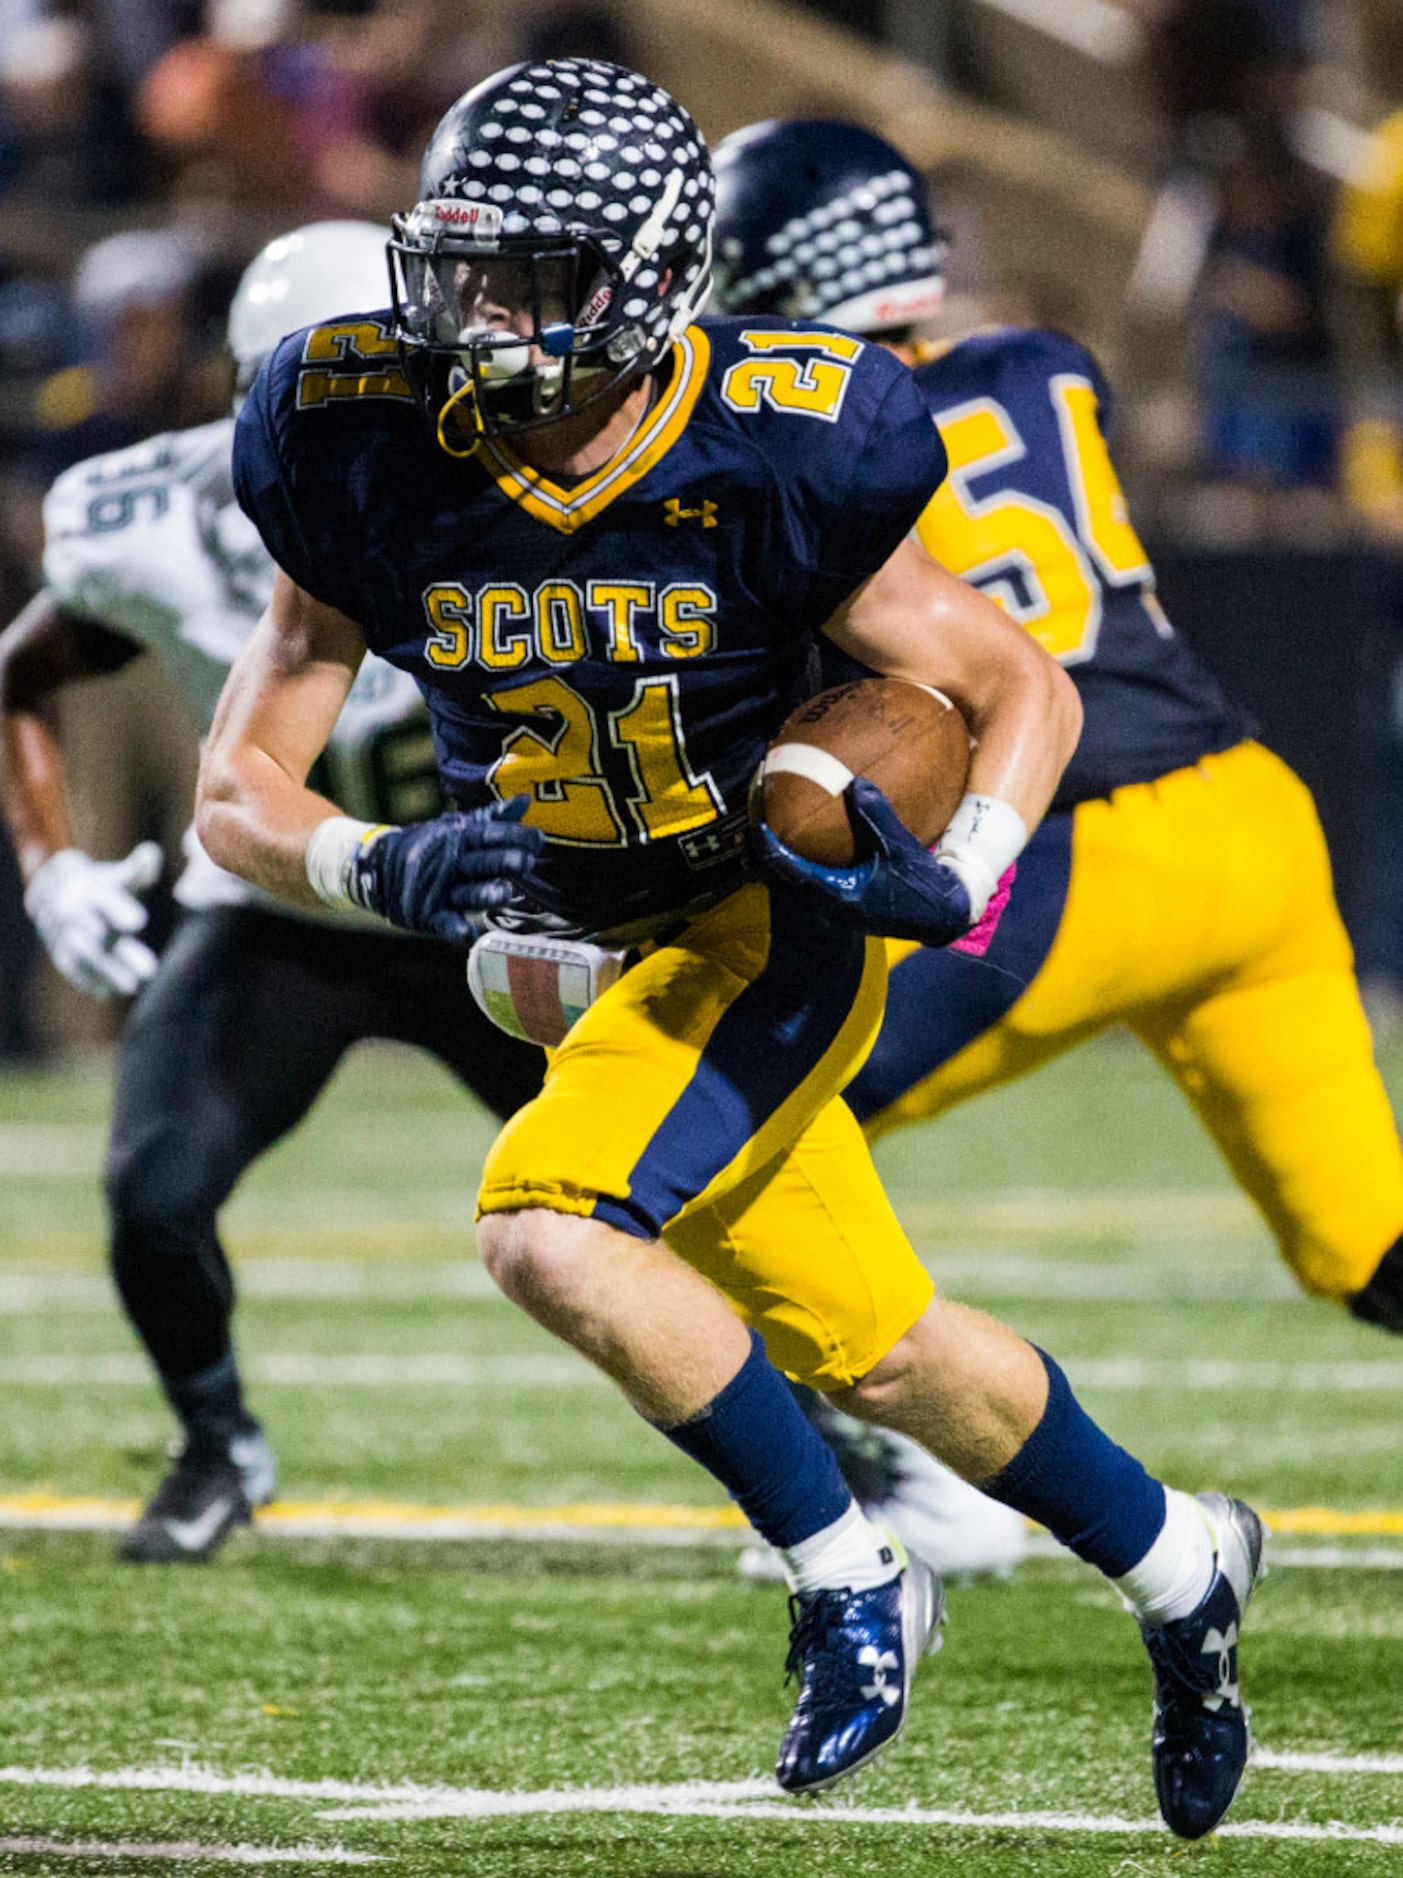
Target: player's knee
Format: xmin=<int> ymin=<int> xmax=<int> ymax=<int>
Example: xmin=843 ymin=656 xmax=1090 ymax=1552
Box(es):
xmin=477 ymin=1208 xmax=618 ymax=1323
xmin=1349 ymin=1235 xmax=1403 ymax=1336
xmin=830 ymin=1302 xmax=941 ymax=1427
xmin=476 ymin=1210 xmax=539 ymax=1299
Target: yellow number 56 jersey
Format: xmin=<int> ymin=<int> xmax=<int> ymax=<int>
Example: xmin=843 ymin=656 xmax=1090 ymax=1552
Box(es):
xmin=910 ymin=327 xmax=1247 ymax=805
xmin=847 ymin=325 xmax=1403 ymax=1318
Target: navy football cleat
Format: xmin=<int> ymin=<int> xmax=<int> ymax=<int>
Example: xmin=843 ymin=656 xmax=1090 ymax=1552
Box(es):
xmin=776 ymin=1545 xmax=944 ymax=1794
xmin=1139 ymin=1493 xmax=1266 ymax=1839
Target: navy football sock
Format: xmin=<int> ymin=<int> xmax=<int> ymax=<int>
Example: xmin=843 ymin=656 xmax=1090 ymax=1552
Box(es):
xmin=655 ymin=1330 xmax=855 ymax=1548
xmin=982 ymin=1346 xmax=1166 ymax=1577
xmin=163 ymin=1349 xmax=257 ymax=1450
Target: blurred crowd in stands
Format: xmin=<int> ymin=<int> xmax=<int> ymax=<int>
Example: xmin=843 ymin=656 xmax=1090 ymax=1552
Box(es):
xmin=0 ymin=0 xmax=638 ymax=1059
xmin=2 ymin=0 xmax=1403 ymax=1058
xmin=0 ymin=0 xmax=639 ymax=622
xmin=1123 ymin=0 xmax=1394 ymax=538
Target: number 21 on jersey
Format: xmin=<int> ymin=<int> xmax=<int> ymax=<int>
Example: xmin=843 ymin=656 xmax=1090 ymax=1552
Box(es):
xmin=720 ymin=331 xmax=863 ymax=423
xmin=486 ymin=673 xmax=723 ymax=848
xmin=916 ymin=374 xmax=1155 ymax=664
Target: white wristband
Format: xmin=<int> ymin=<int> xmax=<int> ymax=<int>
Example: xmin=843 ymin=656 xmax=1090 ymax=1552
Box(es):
xmin=304 ymin=815 xmax=387 ymax=912
xmin=934 ymin=792 xmax=1028 ymax=921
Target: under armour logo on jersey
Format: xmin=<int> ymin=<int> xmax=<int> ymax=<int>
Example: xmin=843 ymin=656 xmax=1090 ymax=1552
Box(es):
xmin=679 ymin=814 xmax=747 ymax=870
xmin=664 ymin=497 xmax=717 ymax=527
xmin=857 ymin=1644 xmax=901 ymax=1707
xmin=1201 ymin=1621 xmax=1240 ymax=1711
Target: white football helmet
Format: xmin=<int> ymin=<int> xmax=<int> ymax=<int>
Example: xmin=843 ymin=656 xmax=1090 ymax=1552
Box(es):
xmin=73 ymin=228 xmax=201 ymax=319
xmin=227 ymin=220 xmax=391 ymax=397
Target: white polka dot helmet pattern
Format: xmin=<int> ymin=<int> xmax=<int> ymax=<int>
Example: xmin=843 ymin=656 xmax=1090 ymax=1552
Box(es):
xmin=389 ymin=58 xmax=714 ymax=445
xmin=710 ymin=120 xmax=947 ymax=336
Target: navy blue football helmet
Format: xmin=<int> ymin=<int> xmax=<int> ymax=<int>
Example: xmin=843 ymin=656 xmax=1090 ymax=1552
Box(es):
xmin=389 ymin=58 xmax=714 ymax=451
xmin=711 ymin=120 xmax=947 ymax=334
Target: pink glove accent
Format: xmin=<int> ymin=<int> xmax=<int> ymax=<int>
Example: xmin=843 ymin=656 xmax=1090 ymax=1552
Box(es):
xmin=949 ymin=862 xmax=1016 ymax=957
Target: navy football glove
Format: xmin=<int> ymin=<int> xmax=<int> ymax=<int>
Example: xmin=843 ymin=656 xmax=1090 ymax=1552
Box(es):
xmin=754 ymin=775 xmax=974 ymax=947
xmin=349 ymin=798 xmax=544 ymax=945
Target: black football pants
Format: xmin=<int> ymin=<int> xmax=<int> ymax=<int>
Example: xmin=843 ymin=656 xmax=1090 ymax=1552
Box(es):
xmin=104 ymin=904 xmax=545 ymax=1384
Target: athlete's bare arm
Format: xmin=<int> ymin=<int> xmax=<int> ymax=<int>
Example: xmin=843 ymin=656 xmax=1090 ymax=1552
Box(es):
xmin=196 ymin=568 xmax=366 ymax=911
xmin=0 ymin=591 xmax=136 ymax=879
xmin=823 ymin=533 xmax=1081 ymax=833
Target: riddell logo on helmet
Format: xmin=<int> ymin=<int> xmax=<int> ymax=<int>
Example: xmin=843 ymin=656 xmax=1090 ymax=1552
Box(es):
xmin=427 ymin=199 xmax=502 ymax=235
xmin=579 ymin=280 xmax=615 ymax=326
xmin=869 ymin=289 xmax=942 ymax=323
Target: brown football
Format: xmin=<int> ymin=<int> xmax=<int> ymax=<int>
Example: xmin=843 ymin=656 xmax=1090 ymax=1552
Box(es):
xmin=751 ymin=677 xmax=970 ymax=867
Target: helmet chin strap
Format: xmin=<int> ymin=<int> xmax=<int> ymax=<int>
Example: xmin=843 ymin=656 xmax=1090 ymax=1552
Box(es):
xmin=437 ymin=373 xmax=486 ymax=458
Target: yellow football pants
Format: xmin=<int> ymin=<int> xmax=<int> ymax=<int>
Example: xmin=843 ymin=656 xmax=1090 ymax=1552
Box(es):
xmin=866 ymin=741 xmax=1403 ymax=1304
xmin=479 ymin=882 xmax=934 ymax=1386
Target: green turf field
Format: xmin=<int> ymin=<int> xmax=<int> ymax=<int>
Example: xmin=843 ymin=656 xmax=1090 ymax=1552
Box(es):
xmin=1 ymin=1034 xmax=1401 ymax=1875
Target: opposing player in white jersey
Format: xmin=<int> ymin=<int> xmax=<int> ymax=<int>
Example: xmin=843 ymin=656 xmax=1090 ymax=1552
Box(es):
xmin=0 ymin=223 xmax=545 ymax=1562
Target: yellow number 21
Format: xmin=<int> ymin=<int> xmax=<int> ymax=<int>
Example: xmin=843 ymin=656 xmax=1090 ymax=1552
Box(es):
xmin=721 ymin=331 xmax=864 ymax=424
xmin=487 ymin=674 xmax=721 ymax=847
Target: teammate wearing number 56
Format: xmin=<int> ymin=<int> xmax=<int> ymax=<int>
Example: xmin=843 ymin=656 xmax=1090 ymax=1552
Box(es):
xmin=713 ymin=118 xmax=1403 ymax=1335
xmin=0 ymin=222 xmax=546 ymax=1565
xmin=712 ymin=119 xmax=1403 ymax=1587
xmin=205 ymin=60 xmax=1264 ymax=1829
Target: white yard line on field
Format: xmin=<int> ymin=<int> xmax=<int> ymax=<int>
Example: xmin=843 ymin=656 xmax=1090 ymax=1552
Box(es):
xmin=1254 ymin=1748 xmax=1403 ymax=1775
xmin=0 ymin=1123 xmax=105 ymax=1175
xmin=6 ymin=1349 xmax=1403 ymax=1393
xmin=0 ymin=1189 xmax=1265 ymax=1253
xmin=900 ymin=1191 xmax=1260 ymax=1240
xmin=926 ymin=1253 xmax=1297 ymax=1300
xmin=0 ymin=1257 xmax=1303 ymax=1313
xmin=0 ymin=1765 xmax=774 ymax=1808
xmin=0 ymin=1763 xmax=1399 ymax=1844
xmin=1262 ymin=1544 xmax=1403 ymax=1569
xmin=0 ymin=1837 xmax=376 ymax=1865
xmin=1069 ymin=1358 xmax=1403 ymax=1390
xmin=0 ymin=1352 xmax=596 ymax=1386
xmin=0 ymin=1264 xmax=503 ymax=1312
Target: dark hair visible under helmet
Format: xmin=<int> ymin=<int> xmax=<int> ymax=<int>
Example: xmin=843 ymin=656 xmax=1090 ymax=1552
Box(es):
xmin=389 ymin=58 xmax=714 ymax=451
xmin=711 ymin=119 xmax=946 ymax=335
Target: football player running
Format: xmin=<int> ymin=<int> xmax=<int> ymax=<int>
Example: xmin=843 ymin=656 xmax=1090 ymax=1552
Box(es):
xmin=712 ymin=119 xmax=1403 ymax=1561
xmin=0 ymin=222 xmax=546 ymax=1565
xmin=201 ymin=60 xmax=1265 ymax=1830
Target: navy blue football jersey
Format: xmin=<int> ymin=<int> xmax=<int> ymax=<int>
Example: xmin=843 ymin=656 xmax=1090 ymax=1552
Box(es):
xmin=234 ymin=313 xmax=947 ymax=937
xmin=907 ymin=327 xmax=1247 ymax=805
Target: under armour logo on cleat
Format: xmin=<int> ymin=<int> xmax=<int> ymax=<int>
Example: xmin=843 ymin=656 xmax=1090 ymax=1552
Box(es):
xmin=857 ymin=1644 xmax=901 ymax=1706
xmin=663 ymin=497 xmax=718 ymax=527
xmin=1201 ymin=1622 xmax=1240 ymax=1710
